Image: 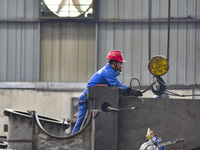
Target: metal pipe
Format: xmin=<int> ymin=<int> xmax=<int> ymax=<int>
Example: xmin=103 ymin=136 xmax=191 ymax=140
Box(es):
xmin=167 ymin=0 xmax=171 ymax=61
xmin=97 ymin=18 xmax=200 ymax=23
xmin=94 ymin=0 xmax=99 ymax=72
xmin=0 ymin=18 xmax=200 ymax=23
xmin=94 ymin=21 xmax=98 ymax=72
xmin=148 ymin=0 xmax=152 ymax=60
xmin=7 ymin=139 xmax=32 ymax=142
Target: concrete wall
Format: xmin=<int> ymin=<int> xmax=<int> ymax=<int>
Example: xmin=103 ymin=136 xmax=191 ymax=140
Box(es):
xmin=0 ymin=82 xmax=87 ymax=137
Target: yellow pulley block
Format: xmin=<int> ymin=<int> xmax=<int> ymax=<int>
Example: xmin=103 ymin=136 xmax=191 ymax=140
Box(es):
xmin=148 ymin=55 xmax=170 ymax=76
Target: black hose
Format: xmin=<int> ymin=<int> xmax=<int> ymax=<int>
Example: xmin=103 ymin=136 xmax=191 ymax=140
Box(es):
xmin=130 ymin=78 xmax=141 ymax=87
xmin=129 ymin=77 xmax=200 ymax=98
xmin=119 ymin=96 xmax=144 ymax=111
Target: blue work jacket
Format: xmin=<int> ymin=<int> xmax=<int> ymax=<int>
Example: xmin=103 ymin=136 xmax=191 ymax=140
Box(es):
xmin=83 ymin=63 xmax=128 ymax=96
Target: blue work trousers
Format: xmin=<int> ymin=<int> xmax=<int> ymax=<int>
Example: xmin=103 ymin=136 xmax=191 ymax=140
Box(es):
xmin=71 ymin=94 xmax=88 ymax=135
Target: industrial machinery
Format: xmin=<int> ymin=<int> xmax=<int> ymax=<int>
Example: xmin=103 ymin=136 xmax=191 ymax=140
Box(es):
xmin=4 ymin=55 xmax=200 ymax=150
xmin=4 ymin=86 xmax=200 ymax=149
xmin=147 ymin=55 xmax=169 ymax=96
xmin=139 ymin=128 xmax=184 ymax=150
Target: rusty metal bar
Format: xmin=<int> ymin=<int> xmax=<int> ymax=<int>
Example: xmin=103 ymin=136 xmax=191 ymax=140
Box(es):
xmin=7 ymin=139 xmax=32 ymax=142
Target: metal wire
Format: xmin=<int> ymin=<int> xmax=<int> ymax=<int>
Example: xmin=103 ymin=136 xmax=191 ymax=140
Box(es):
xmin=131 ymin=76 xmax=200 ymax=98
xmin=165 ymin=90 xmax=200 ymax=97
xmin=107 ymin=96 xmax=144 ymax=112
xmin=119 ymin=96 xmax=144 ymax=111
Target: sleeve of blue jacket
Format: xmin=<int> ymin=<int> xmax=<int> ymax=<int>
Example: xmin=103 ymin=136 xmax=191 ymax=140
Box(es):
xmin=102 ymin=65 xmax=129 ymax=93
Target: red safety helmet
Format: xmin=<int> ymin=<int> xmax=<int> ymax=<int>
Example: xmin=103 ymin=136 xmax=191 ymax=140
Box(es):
xmin=106 ymin=50 xmax=126 ymax=62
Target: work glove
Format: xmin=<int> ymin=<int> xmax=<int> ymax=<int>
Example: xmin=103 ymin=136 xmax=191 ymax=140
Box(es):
xmin=126 ymin=87 xmax=143 ymax=97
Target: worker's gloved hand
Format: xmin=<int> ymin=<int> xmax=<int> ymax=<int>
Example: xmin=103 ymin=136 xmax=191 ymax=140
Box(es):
xmin=131 ymin=88 xmax=143 ymax=96
xmin=126 ymin=87 xmax=143 ymax=97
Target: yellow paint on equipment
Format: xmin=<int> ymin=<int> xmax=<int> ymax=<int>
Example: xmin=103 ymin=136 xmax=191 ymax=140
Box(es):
xmin=148 ymin=55 xmax=169 ymax=76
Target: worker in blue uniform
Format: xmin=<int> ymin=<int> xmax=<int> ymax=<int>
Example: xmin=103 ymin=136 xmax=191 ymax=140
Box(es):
xmin=71 ymin=50 xmax=142 ymax=135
